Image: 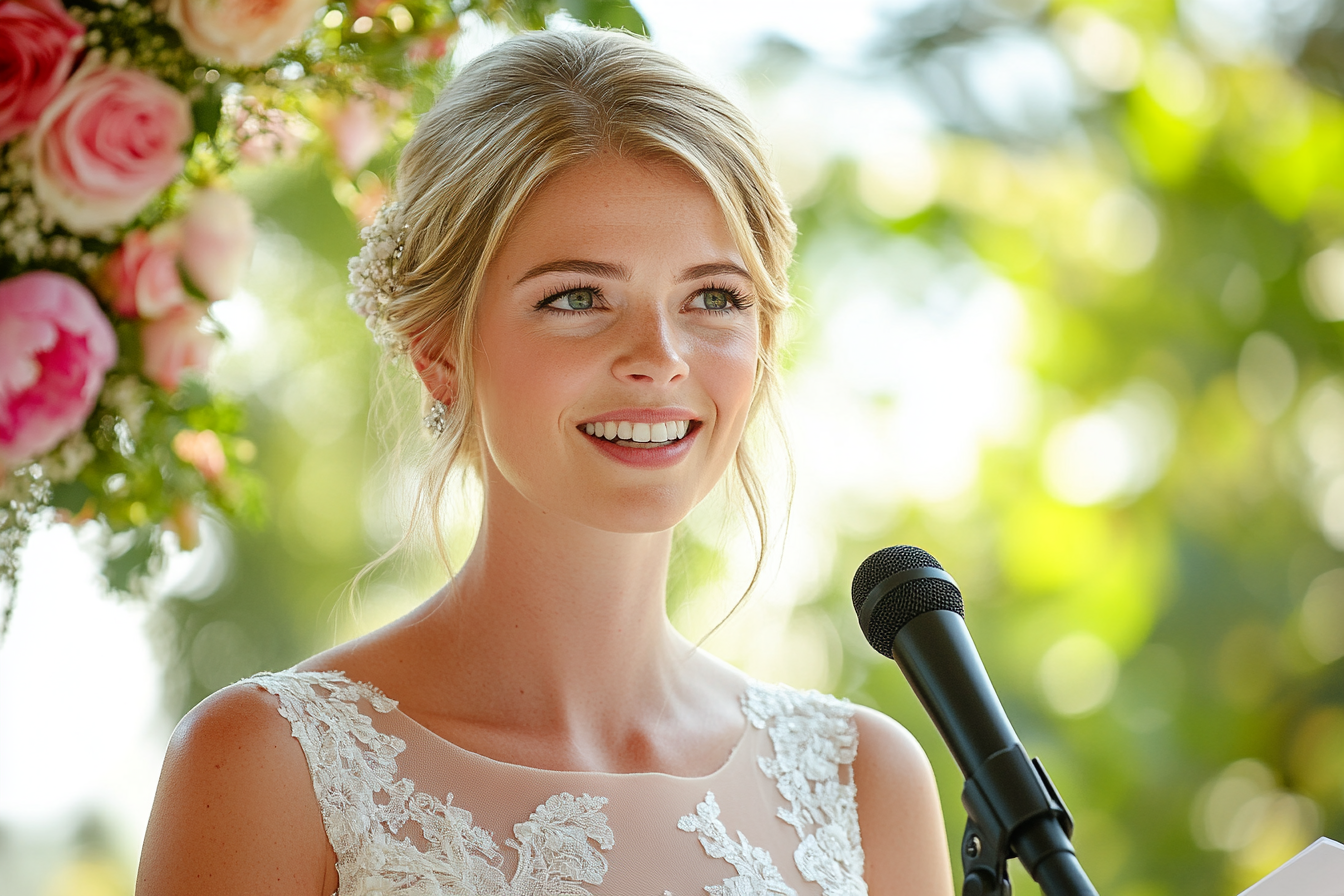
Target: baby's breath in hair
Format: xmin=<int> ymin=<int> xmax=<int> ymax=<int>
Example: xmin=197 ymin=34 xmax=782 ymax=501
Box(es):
xmin=347 ymin=200 xmax=407 ymax=350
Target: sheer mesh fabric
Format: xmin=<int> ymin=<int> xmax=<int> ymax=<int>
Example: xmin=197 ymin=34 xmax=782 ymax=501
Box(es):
xmin=250 ymin=670 xmax=867 ymax=896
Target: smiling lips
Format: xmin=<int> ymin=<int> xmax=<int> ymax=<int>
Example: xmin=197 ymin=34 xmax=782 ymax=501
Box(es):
xmin=581 ymin=419 xmax=694 ymax=448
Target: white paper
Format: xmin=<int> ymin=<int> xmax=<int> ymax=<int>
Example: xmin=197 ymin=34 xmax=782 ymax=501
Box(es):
xmin=1238 ymin=838 xmax=1344 ymax=896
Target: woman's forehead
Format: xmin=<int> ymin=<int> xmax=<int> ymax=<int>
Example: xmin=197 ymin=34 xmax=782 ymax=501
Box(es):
xmin=492 ymin=155 xmax=746 ymax=279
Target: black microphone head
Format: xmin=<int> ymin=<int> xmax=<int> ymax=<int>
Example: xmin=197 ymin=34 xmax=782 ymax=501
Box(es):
xmin=852 ymin=545 xmax=964 ymax=657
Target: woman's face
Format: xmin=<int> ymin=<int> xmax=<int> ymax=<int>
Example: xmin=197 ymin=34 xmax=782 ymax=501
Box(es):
xmin=470 ymin=154 xmax=760 ymax=533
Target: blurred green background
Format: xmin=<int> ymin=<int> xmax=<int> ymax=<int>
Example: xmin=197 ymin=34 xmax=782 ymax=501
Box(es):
xmin=5 ymin=1 xmax=1344 ymax=894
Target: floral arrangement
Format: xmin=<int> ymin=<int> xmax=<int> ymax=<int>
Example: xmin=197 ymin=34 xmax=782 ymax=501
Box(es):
xmin=0 ymin=0 xmax=583 ymax=633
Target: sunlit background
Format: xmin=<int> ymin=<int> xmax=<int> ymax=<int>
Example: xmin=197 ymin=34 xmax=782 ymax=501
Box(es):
xmin=6 ymin=0 xmax=1344 ymax=893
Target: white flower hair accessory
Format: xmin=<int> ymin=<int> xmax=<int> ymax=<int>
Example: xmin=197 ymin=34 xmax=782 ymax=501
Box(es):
xmin=347 ymin=199 xmax=406 ymax=348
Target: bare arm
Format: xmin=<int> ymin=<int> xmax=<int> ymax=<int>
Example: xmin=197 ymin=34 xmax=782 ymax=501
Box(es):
xmin=852 ymin=705 xmax=955 ymax=896
xmin=136 ymin=683 xmax=338 ymax=896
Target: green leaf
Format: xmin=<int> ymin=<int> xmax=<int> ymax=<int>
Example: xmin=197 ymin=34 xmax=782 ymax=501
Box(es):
xmin=557 ymin=0 xmax=648 ymax=35
xmin=49 ymin=480 xmax=95 ymax=515
xmin=192 ymin=80 xmax=224 ymax=139
xmin=102 ymin=525 xmax=161 ymax=596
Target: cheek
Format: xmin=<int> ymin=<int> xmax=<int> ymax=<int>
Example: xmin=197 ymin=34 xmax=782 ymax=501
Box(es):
xmin=473 ymin=333 xmax=590 ymax=452
xmin=701 ymin=327 xmax=760 ymax=425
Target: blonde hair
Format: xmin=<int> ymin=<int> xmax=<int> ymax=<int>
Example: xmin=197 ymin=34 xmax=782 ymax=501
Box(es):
xmin=377 ymin=28 xmax=796 ymax=599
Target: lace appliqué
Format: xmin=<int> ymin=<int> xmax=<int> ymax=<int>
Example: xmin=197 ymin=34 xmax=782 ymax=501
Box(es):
xmin=251 ymin=671 xmax=614 ymax=896
xmin=678 ymin=792 xmax=796 ymax=896
xmin=744 ymin=681 xmax=866 ymax=896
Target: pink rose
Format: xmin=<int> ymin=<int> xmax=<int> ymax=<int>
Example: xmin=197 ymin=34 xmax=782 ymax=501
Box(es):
xmin=160 ymin=0 xmax=326 ymax=67
xmin=30 ymin=58 xmax=192 ymax=235
xmin=96 ymin=225 xmax=189 ymax=319
xmin=0 ymin=271 xmax=118 ymax=469
xmin=140 ymin=302 xmax=216 ymax=392
xmin=0 ymin=0 xmax=84 ymax=143
xmin=181 ymin=189 xmax=255 ymax=303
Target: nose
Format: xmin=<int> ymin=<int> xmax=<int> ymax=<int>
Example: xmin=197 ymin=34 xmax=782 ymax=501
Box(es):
xmin=611 ymin=302 xmax=689 ymax=386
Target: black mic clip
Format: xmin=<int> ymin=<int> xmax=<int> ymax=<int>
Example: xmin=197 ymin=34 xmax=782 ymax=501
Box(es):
xmin=959 ymin=744 xmax=1075 ymax=896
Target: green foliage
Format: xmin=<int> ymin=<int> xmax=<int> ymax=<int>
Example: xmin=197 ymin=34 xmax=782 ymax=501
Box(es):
xmin=761 ymin=2 xmax=1344 ymax=893
xmin=557 ymin=0 xmax=648 ymax=34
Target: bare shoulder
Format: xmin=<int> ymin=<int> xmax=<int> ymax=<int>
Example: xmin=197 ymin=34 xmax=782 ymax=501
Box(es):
xmin=851 ymin=704 xmax=955 ymax=896
xmin=136 ymin=681 xmax=337 ymax=896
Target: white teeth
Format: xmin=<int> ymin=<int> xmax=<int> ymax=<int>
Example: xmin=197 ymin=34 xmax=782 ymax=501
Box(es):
xmin=582 ymin=419 xmax=693 ymax=444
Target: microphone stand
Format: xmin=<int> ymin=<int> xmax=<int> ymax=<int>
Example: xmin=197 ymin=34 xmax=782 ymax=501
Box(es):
xmin=958 ymin=745 xmax=1096 ymax=895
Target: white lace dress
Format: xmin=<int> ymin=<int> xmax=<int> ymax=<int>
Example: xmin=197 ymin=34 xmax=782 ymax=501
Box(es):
xmin=250 ymin=671 xmax=868 ymax=896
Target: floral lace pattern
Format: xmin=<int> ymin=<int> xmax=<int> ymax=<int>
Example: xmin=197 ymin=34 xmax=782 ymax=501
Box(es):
xmin=251 ymin=671 xmax=614 ymax=896
xmin=251 ymin=672 xmax=864 ymax=896
xmin=741 ymin=681 xmax=866 ymax=896
xmin=677 ymin=792 xmax=797 ymax=896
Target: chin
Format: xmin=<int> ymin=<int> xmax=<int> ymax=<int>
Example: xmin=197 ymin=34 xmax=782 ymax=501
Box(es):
xmin=561 ymin=485 xmax=697 ymax=535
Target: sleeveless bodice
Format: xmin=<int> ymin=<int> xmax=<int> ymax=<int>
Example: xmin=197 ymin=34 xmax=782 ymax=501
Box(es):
xmin=250 ymin=670 xmax=867 ymax=896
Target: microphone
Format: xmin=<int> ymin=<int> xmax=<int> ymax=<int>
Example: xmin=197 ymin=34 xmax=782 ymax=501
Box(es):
xmin=852 ymin=546 xmax=1099 ymax=896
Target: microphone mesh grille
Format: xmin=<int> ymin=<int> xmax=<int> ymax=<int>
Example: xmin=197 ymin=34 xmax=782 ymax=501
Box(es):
xmin=851 ymin=545 xmax=964 ymax=657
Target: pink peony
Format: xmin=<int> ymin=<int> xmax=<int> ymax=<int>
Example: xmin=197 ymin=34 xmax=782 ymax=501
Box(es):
xmin=181 ymin=189 xmax=255 ymax=303
xmin=0 ymin=271 xmax=118 ymax=469
xmin=30 ymin=57 xmax=192 ymax=235
xmin=96 ymin=225 xmax=189 ymax=319
xmin=0 ymin=0 xmax=85 ymax=144
xmin=160 ymin=0 xmax=326 ymax=67
xmin=140 ymin=302 xmax=216 ymax=392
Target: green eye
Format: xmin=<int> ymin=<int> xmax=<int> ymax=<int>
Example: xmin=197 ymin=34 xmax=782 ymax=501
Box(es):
xmin=700 ymin=289 xmax=732 ymax=310
xmin=555 ymin=289 xmax=595 ymax=310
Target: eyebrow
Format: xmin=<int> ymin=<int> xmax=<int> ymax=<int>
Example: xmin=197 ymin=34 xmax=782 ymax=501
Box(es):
xmin=676 ymin=262 xmax=752 ymax=283
xmin=517 ymin=259 xmax=630 ymax=285
xmin=515 ymin=259 xmax=752 ymax=286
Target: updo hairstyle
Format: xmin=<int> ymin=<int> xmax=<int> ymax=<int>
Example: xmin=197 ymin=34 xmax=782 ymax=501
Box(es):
xmin=379 ymin=28 xmax=797 ymax=583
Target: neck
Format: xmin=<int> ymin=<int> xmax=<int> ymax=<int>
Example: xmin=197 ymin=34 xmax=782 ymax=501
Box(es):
xmin=415 ymin=469 xmax=691 ymax=734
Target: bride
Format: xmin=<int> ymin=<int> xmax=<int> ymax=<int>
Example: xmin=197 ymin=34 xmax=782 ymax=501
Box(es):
xmin=136 ymin=28 xmax=952 ymax=896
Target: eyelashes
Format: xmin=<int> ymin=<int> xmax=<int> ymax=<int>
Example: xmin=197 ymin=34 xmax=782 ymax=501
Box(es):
xmin=534 ymin=284 xmax=600 ymax=314
xmin=533 ymin=282 xmax=754 ymax=316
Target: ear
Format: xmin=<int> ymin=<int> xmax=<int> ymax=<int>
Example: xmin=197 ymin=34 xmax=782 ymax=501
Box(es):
xmin=410 ymin=340 xmax=458 ymax=406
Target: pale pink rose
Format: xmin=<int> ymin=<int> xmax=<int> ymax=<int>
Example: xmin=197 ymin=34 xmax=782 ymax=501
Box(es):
xmin=96 ymin=225 xmax=189 ymax=319
xmin=325 ymin=97 xmax=390 ymax=175
xmin=181 ymin=189 xmax=255 ymax=303
xmin=160 ymin=0 xmax=325 ymax=67
xmin=0 ymin=0 xmax=85 ymax=143
xmin=30 ymin=58 xmax=192 ymax=235
xmin=140 ymin=302 xmax=216 ymax=392
xmin=0 ymin=271 xmax=118 ymax=468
